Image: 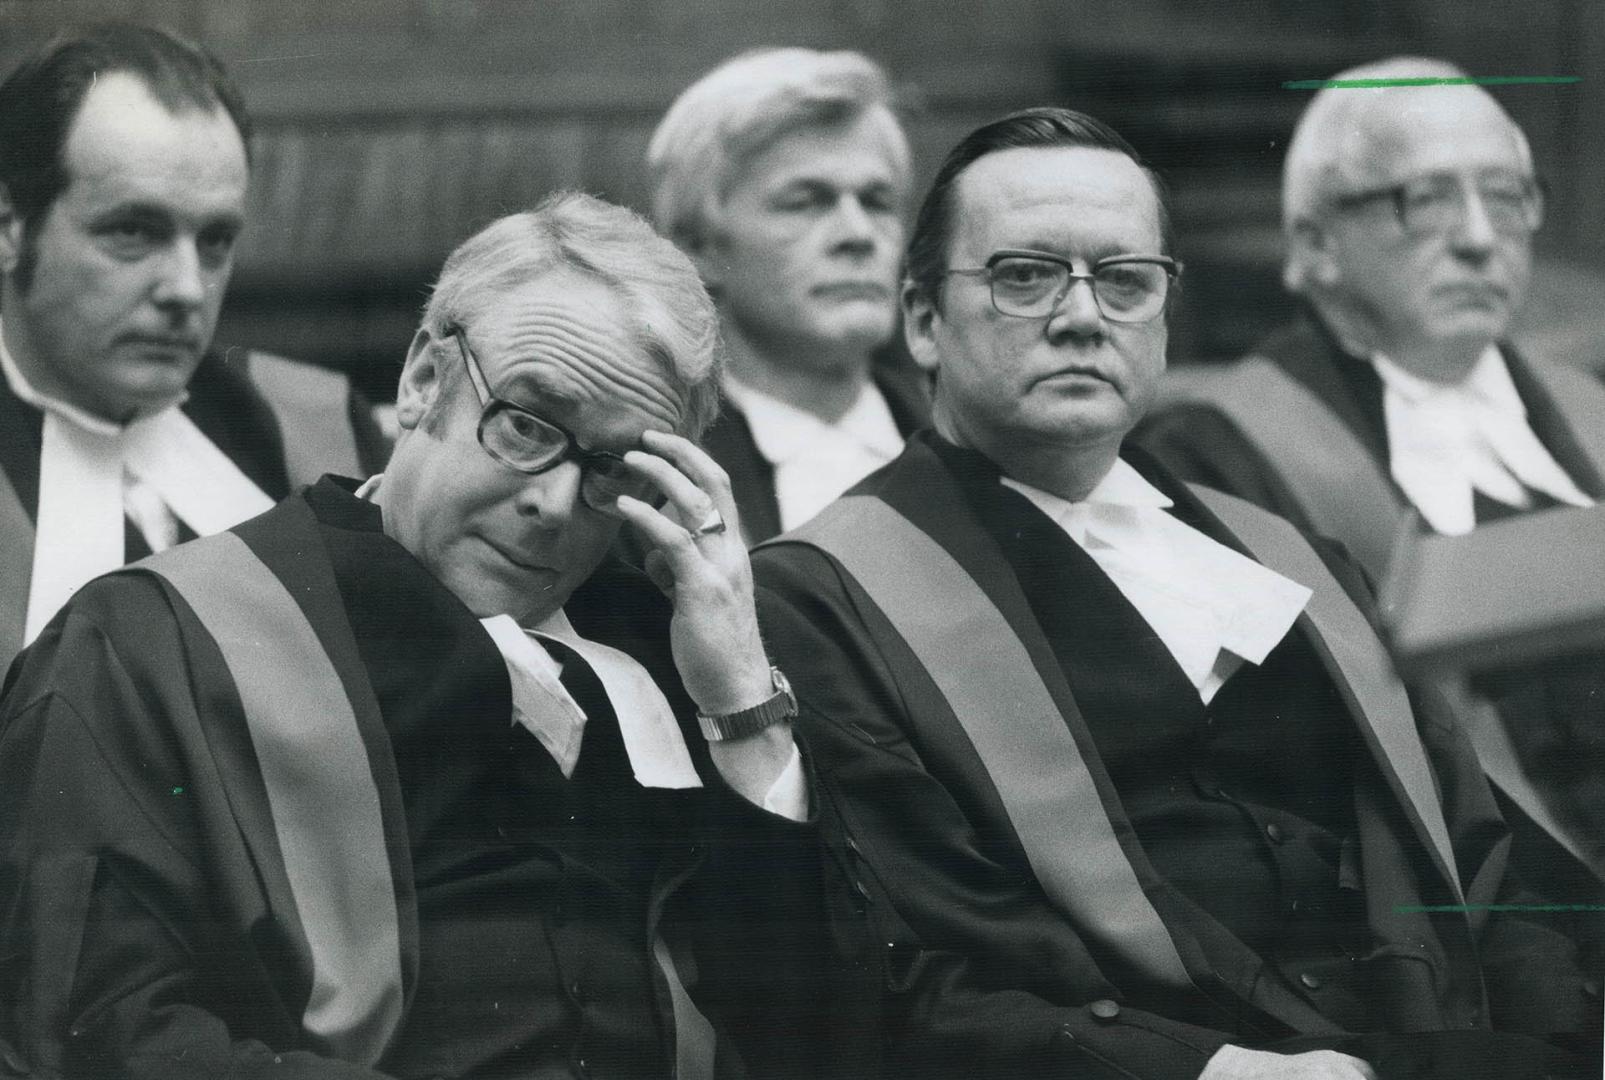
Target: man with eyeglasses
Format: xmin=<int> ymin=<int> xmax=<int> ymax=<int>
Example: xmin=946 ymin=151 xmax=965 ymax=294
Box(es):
xmin=752 ymin=107 xmax=1597 ymax=1080
xmin=1134 ymin=57 xmax=1605 ymax=953
xmin=1139 ymin=55 xmax=1599 ymax=559
xmin=0 ymin=193 xmax=829 ymax=1079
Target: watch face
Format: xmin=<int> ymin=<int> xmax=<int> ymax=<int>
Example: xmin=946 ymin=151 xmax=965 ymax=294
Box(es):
xmin=773 ymin=664 xmax=799 ymax=706
xmin=771 ymin=667 xmax=799 ymax=714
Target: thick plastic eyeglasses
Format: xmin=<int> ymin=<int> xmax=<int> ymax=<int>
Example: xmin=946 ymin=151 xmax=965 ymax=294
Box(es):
xmin=447 ymin=325 xmax=654 ymax=511
xmin=942 ymin=249 xmax=1182 ymax=323
xmin=1331 ymin=171 xmax=1544 ymax=237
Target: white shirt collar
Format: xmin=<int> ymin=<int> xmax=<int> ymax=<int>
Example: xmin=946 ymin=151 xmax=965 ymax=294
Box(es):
xmin=721 ymin=372 xmax=903 ymax=466
xmin=722 ymin=372 xmax=904 ymax=532
xmin=1370 ymin=344 xmax=1524 ymax=415
xmin=1002 ymin=460 xmax=1311 ymax=704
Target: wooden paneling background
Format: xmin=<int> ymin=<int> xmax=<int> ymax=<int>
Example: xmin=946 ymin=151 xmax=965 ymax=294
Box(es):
xmin=2 ymin=0 xmax=1600 ymax=394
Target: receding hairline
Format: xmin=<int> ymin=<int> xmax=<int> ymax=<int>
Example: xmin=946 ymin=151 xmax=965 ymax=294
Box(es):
xmin=947 ymin=144 xmax=1168 ymax=248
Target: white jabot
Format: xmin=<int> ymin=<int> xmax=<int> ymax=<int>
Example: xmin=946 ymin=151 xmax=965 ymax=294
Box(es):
xmin=2 ymin=326 xmax=274 ymax=643
xmin=722 ymin=373 xmax=903 ymax=532
xmin=1373 ymin=346 xmax=1593 ymax=536
xmin=480 ymin=611 xmax=703 ymax=789
xmin=1002 ymin=460 xmax=1311 ymax=704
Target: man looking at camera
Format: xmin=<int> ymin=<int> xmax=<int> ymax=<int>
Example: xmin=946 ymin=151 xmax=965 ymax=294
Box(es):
xmin=0 ymin=193 xmax=817 ymax=1080
xmin=755 ymin=107 xmax=1597 ymax=1080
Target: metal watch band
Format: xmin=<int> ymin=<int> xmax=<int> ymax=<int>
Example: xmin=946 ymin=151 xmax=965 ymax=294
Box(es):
xmin=696 ymin=667 xmax=797 ymax=741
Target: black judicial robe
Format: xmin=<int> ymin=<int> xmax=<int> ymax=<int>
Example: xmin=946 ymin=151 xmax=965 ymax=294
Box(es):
xmin=0 ymin=479 xmax=828 ymax=1080
xmin=752 ymin=432 xmax=1598 ymax=1080
xmin=1131 ymin=310 xmax=1605 ymax=932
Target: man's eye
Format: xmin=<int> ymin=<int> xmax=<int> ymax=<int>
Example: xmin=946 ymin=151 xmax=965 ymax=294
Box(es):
xmin=197 ymin=227 xmax=239 ymax=266
xmin=1402 ymin=184 xmax=1455 ymax=211
xmin=96 ymin=219 xmax=167 ymax=256
xmin=860 ymin=188 xmax=900 ymax=215
xmin=503 ymin=411 xmax=546 ymax=442
xmin=774 ymin=188 xmax=830 ymax=212
xmin=993 ymin=261 xmax=1057 ymax=287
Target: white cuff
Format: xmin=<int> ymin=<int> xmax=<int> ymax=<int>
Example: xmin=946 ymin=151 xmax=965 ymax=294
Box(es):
xmin=759 ymin=744 xmax=809 ymax=821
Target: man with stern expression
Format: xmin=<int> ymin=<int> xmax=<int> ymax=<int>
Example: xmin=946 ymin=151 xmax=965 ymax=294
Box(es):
xmin=754 ymin=107 xmax=1597 ymax=1080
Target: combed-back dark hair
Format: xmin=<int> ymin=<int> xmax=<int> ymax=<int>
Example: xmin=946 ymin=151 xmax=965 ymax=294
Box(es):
xmin=0 ymin=22 xmax=251 ymax=237
xmin=904 ymin=106 xmax=1172 ymax=307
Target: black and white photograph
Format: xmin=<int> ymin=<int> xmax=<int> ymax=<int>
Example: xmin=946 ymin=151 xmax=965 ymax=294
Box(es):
xmin=0 ymin=2 xmax=1601 ymax=1077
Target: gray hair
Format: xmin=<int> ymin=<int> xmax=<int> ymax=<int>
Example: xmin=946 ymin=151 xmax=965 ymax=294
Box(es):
xmin=646 ymin=47 xmax=911 ymax=250
xmin=1281 ymin=55 xmax=1531 ymax=295
xmin=421 ymin=191 xmax=722 ymax=439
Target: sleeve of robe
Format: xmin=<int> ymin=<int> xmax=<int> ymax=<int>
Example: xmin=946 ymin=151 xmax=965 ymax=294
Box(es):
xmin=0 ymin=574 xmax=396 ymax=1080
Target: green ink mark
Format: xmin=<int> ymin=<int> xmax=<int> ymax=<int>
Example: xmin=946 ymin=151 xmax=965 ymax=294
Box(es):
xmin=1284 ymin=76 xmax=1579 ymax=90
xmin=1396 ymin=903 xmax=1605 ymax=914
xmin=171 ymin=786 xmax=185 ymax=795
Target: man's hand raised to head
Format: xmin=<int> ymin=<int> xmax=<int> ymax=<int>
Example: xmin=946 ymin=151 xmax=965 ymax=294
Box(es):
xmin=1201 ymin=1045 xmax=1377 ymax=1080
xmin=613 ymin=430 xmax=799 ymax=808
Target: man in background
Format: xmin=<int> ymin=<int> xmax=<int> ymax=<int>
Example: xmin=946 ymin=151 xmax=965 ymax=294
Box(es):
xmin=648 ymin=47 xmax=928 ymax=542
xmin=0 ymin=23 xmax=387 ymax=667
xmin=1134 ymin=56 xmax=1604 ymax=898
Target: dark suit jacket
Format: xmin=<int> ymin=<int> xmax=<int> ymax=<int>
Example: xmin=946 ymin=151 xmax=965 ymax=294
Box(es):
xmin=705 ymin=347 xmax=931 ymax=544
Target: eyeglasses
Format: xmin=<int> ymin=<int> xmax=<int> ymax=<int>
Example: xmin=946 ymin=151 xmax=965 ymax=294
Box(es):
xmin=942 ymin=249 xmax=1182 ymax=323
xmin=447 ymin=325 xmax=656 ymax=511
xmin=1330 ymin=171 xmax=1544 ymax=237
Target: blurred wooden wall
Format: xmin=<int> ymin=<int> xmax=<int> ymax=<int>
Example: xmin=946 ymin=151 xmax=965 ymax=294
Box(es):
xmin=1 ymin=0 xmax=1599 ymax=394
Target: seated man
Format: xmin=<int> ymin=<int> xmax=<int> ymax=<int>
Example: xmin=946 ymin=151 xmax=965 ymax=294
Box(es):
xmin=0 ymin=23 xmax=388 ymax=668
xmin=1133 ymin=57 xmax=1604 ymax=894
xmin=648 ymin=48 xmax=928 ymax=542
xmin=754 ymin=107 xmax=1598 ymax=1080
xmin=1 ymin=192 xmax=817 ymax=1080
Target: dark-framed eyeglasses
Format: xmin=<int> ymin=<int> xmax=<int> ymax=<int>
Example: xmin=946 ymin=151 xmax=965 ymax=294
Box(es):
xmin=446 ymin=325 xmax=655 ymax=511
xmin=1329 ymin=170 xmax=1545 ymax=237
xmin=941 ymin=249 xmax=1182 ymax=323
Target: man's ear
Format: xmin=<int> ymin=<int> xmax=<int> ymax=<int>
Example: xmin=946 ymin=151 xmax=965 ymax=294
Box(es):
xmin=681 ymin=223 xmax=727 ymax=296
xmin=395 ymin=328 xmax=443 ymax=431
xmin=1288 ymin=218 xmax=1340 ymax=290
xmin=0 ymin=183 xmax=22 ymax=276
xmin=901 ymin=279 xmax=941 ymax=375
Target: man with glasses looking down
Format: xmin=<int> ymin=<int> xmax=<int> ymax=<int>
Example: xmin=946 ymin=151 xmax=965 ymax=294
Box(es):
xmin=0 ymin=192 xmax=825 ymax=1079
xmin=1135 ymin=57 xmax=1605 ymax=942
xmin=753 ymin=106 xmax=1597 ymax=1080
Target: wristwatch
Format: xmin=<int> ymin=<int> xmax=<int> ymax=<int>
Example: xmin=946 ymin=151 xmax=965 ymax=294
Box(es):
xmin=696 ymin=666 xmax=798 ymax=741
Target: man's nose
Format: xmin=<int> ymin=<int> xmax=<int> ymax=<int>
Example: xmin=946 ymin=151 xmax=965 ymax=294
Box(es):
xmin=1044 ymin=276 xmax=1104 ymax=340
xmin=828 ymin=195 xmax=877 ymax=253
xmin=151 ymin=240 xmax=208 ymax=311
xmin=1449 ymin=186 xmax=1500 ymax=255
xmin=513 ymin=458 xmax=584 ymax=526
